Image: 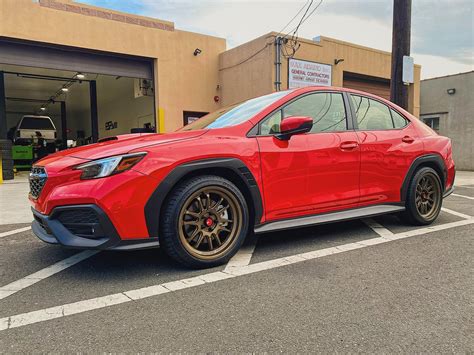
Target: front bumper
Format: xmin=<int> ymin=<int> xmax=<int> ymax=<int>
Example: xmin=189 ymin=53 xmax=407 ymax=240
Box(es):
xmin=32 ymin=205 xmax=160 ymax=250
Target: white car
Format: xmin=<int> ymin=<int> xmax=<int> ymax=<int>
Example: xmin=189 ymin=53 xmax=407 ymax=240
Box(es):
xmin=14 ymin=115 xmax=57 ymax=144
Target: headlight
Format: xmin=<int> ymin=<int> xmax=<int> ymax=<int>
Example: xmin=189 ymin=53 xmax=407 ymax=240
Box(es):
xmin=75 ymin=153 xmax=146 ymax=179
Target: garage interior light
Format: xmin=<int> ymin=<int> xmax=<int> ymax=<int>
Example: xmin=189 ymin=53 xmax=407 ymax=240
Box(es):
xmin=76 ymin=73 xmax=86 ymax=79
xmin=61 ymin=87 xmax=69 ymax=92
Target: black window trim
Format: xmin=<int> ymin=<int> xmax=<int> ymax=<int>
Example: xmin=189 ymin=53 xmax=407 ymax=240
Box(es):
xmin=347 ymin=93 xmax=412 ymax=132
xmin=248 ymin=90 xmax=354 ymax=138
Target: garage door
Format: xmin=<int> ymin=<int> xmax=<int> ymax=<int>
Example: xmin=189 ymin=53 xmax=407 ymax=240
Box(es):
xmin=343 ymin=72 xmax=390 ymax=100
xmin=0 ymin=38 xmax=153 ymax=79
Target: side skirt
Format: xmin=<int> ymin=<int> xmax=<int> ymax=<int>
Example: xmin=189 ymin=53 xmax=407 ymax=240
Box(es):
xmin=254 ymin=204 xmax=405 ymax=234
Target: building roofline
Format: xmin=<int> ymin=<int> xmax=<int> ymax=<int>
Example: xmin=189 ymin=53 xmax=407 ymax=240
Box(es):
xmin=421 ymin=70 xmax=474 ymax=81
xmin=266 ymin=32 xmax=421 ymax=67
xmin=66 ymin=0 xmax=174 ymax=27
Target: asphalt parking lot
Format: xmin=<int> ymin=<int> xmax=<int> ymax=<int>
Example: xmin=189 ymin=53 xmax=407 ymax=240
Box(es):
xmin=0 ymin=182 xmax=473 ymax=352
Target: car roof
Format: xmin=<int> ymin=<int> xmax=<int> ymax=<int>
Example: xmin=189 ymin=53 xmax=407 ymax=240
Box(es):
xmin=21 ymin=115 xmax=52 ymax=119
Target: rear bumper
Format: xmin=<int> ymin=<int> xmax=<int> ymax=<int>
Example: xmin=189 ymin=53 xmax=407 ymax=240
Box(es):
xmin=31 ymin=205 xmax=159 ymax=250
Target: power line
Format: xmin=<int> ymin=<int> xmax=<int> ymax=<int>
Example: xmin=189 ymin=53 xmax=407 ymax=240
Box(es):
xmin=276 ymin=0 xmax=311 ymax=36
xmin=220 ymin=0 xmax=324 ymax=70
xmin=295 ymin=0 xmax=323 ymax=37
xmin=219 ymin=42 xmax=273 ymax=71
xmin=286 ymin=0 xmax=314 ymax=40
xmin=282 ymin=0 xmax=324 ymax=59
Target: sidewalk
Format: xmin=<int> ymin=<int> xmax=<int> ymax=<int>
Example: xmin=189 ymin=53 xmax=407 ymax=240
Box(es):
xmin=0 ymin=170 xmax=473 ymax=226
xmin=0 ymin=172 xmax=31 ymax=225
xmin=454 ymin=170 xmax=474 ymax=187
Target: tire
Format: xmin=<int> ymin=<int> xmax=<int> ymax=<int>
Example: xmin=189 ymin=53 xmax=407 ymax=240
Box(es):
xmin=399 ymin=167 xmax=443 ymax=226
xmin=160 ymin=175 xmax=249 ymax=268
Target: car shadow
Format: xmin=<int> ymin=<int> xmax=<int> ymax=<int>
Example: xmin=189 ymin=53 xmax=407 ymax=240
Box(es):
xmin=251 ymin=219 xmax=378 ymax=264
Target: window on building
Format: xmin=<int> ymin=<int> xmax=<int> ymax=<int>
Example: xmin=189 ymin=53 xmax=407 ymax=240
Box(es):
xmin=259 ymin=92 xmax=347 ymax=135
xmin=350 ymin=95 xmax=393 ymax=130
xmin=391 ymin=109 xmax=409 ymax=129
xmin=422 ymin=117 xmax=440 ymax=133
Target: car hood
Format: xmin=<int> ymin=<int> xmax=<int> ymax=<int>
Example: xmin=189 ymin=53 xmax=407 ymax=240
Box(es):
xmin=48 ymin=131 xmax=206 ymax=161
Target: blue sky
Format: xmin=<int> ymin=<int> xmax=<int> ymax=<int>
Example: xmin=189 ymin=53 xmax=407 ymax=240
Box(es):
xmin=81 ymin=0 xmax=473 ymax=79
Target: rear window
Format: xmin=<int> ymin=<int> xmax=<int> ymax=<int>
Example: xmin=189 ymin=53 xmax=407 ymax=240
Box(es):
xmin=19 ymin=117 xmax=55 ymax=130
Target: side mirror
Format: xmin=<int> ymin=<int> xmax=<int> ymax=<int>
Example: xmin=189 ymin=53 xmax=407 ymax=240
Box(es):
xmin=276 ymin=116 xmax=313 ymax=140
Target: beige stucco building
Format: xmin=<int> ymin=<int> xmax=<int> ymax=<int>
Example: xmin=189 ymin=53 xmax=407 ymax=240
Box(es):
xmin=0 ymin=0 xmax=421 ymax=147
xmin=219 ymin=33 xmax=421 ymax=117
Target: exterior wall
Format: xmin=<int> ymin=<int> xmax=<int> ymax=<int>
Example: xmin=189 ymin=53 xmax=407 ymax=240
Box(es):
xmin=96 ymin=76 xmax=155 ymax=137
xmin=218 ymin=34 xmax=275 ymax=107
xmin=0 ymin=0 xmax=226 ymax=133
xmin=219 ymin=33 xmax=421 ymax=117
xmin=421 ymin=71 xmax=474 ymax=170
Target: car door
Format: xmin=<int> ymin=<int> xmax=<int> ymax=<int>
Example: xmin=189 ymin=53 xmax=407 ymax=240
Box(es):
xmin=256 ymin=91 xmax=360 ymax=222
xmin=349 ymin=94 xmax=424 ymax=205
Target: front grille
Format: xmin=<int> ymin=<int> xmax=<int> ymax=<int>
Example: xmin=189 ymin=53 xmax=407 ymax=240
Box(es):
xmin=57 ymin=208 xmax=104 ymax=239
xmin=29 ymin=167 xmax=47 ymax=199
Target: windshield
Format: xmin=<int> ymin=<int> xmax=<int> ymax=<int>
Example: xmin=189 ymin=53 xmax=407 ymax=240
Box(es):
xmin=180 ymin=90 xmax=291 ymax=131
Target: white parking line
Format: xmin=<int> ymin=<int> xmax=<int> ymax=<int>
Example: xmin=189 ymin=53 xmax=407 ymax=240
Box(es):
xmin=362 ymin=218 xmax=394 ymax=238
xmin=0 ymin=251 xmax=99 ymax=300
xmin=2 ymin=217 xmax=473 ymax=332
xmin=452 ymin=193 xmax=474 ymax=200
xmin=441 ymin=207 xmax=472 ymax=220
xmin=224 ymin=237 xmax=258 ymax=271
xmin=0 ymin=227 xmax=31 ymax=239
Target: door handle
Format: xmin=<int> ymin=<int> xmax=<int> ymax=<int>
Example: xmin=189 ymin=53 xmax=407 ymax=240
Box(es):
xmin=402 ymin=136 xmax=415 ymax=143
xmin=340 ymin=141 xmax=359 ymax=150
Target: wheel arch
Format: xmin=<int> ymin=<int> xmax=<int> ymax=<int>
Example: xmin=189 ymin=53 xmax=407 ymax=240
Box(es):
xmin=144 ymin=158 xmax=263 ymax=238
xmin=401 ymin=154 xmax=447 ymax=202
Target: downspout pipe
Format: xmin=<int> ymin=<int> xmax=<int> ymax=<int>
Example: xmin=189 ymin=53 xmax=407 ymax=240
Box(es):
xmin=274 ymin=36 xmax=282 ymax=91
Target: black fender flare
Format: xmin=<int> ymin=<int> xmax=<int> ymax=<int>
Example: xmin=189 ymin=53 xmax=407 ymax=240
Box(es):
xmin=400 ymin=154 xmax=447 ymax=202
xmin=144 ymin=158 xmax=264 ymax=238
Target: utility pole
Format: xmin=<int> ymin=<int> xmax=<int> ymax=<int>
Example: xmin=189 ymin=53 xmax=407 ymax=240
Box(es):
xmin=390 ymin=0 xmax=412 ymax=110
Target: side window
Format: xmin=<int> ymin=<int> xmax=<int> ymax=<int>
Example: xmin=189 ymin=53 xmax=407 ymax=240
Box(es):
xmin=260 ymin=110 xmax=282 ymax=134
xmin=391 ymin=109 xmax=409 ymax=129
xmin=350 ymin=95 xmax=394 ymax=130
xmin=259 ymin=92 xmax=347 ymax=135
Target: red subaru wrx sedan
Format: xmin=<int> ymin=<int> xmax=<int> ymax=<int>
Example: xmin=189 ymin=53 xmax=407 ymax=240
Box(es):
xmin=29 ymin=87 xmax=455 ymax=268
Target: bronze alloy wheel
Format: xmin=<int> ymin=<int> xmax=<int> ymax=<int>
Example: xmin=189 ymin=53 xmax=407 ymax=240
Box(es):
xmin=178 ymin=186 xmax=243 ymax=260
xmin=415 ymin=172 xmax=441 ymax=219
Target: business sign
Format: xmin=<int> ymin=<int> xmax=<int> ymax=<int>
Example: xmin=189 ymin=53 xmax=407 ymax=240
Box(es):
xmin=288 ymin=59 xmax=332 ymax=88
xmin=105 ymin=121 xmax=118 ymax=130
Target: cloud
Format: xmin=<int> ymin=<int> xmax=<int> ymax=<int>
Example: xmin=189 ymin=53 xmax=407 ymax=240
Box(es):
xmin=414 ymin=53 xmax=473 ymax=79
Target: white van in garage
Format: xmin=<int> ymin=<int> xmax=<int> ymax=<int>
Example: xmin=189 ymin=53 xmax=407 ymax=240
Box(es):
xmin=14 ymin=115 xmax=57 ymax=144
